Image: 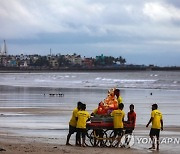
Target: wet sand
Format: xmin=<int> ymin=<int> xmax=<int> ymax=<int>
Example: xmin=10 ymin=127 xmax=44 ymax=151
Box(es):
xmin=0 ymin=136 xmax=145 ymax=154
xmin=0 ymin=126 xmax=180 ymax=154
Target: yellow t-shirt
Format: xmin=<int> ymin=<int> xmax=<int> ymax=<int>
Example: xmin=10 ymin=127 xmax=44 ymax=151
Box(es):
xmin=111 ymin=109 xmax=125 ymax=128
xmin=151 ymin=109 xmax=163 ymax=129
xmin=76 ymin=110 xmax=90 ymax=129
xmin=69 ymin=107 xmax=78 ymax=127
xmin=117 ymin=96 xmax=123 ymax=104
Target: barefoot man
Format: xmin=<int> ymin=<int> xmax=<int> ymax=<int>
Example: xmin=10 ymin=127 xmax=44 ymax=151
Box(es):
xmin=111 ymin=103 xmax=125 ymax=147
xmin=146 ymin=104 xmax=163 ymax=150
xmin=76 ymin=103 xmax=90 ymax=147
xmin=66 ymin=101 xmax=82 ymax=145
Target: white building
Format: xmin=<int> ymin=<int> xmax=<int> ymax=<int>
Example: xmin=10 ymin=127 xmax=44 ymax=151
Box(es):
xmin=0 ymin=40 xmax=8 ymax=56
xmin=65 ymin=54 xmax=83 ymax=65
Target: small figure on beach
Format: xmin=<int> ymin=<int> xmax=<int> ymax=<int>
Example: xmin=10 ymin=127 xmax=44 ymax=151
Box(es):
xmin=146 ymin=103 xmax=163 ymax=151
xmin=48 ymin=93 xmax=64 ymax=97
xmin=76 ymin=103 xmax=90 ymax=147
xmin=66 ymin=101 xmax=82 ymax=146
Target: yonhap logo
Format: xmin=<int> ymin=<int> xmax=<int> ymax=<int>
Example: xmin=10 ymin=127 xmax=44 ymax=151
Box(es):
xmin=119 ymin=135 xmax=180 ymax=148
xmin=136 ymin=137 xmax=180 ymax=145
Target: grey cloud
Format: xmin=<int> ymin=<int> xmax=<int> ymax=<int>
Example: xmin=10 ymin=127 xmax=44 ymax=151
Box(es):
xmin=165 ymin=0 xmax=180 ymax=8
xmin=0 ymin=0 xmax=180 ymax=66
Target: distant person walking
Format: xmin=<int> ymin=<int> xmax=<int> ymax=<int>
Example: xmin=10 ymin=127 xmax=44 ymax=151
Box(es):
xmin=146 ymin=104 xmax=163 ymax=150
xmin=66 ymin=101 xmax=82 ymax=145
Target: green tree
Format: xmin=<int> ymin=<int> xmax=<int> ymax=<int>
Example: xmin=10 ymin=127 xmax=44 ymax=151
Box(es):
xmin=58 ymin=55 xmax=70 ymax=67
xmin=118 ymin=56 xmax=126 ymax=65
xmin=104 ymin=56 xmax=115 ymax=65
xmin=34 ymin=56 xmax=49 ymax=66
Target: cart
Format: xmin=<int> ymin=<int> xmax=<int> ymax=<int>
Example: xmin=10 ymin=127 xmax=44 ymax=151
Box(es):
xmin=85 ymin=115 xmax=134 ymax=147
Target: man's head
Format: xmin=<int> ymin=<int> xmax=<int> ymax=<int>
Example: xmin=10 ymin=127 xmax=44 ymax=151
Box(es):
xmin=119 ymin=103 xmax=124 ymax=110
xmin=114 ymin=89 xmax=120 ymax=97
xmin=152 ymin=103 xmax=158 ymax=110
xmin=77 ymin=101 xmax=83 ymax=110
xmin=129 ymin=104 xmax=134 ymax=112
xmin=99 ymin=101 xmax=104 ymax=107
xmin=81 ymin=103 xmax=86 ymax=111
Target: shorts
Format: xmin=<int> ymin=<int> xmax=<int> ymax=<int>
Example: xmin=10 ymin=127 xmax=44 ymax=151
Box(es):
xmin=69 ymin=125 xmax=76 ymax=134
xmin=76 ymin=128 xmax=87 ymax=138
xmin=149 ymin=128 xmax=160 ymax=138
xmin=114 ymin=128 xmax=123 ymax=137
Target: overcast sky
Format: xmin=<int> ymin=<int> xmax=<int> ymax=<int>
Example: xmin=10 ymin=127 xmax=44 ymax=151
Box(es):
xmin=0 ymin=0 xmax=180 ymax=66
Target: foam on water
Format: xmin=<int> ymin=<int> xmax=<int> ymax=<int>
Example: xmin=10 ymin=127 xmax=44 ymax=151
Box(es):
xmin=0 ymin=71 xmax=179 ymax=90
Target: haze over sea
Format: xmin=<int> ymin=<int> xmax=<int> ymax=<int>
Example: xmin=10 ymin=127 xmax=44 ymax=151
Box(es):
xmin=0 ymin=71 xmax=180 ymax=141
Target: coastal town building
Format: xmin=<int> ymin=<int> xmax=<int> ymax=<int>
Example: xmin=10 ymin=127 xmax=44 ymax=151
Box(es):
xmin=65 ymin=54 xmax=83 ymax=66
xmin=0 ymin=40 xmax=8 ymax=56
xmin=82 ymin=57 xmax=94 ymax=68
xmin=1 ymin=40 xmax=166 ymax=70
xmin=48 ymin=55 xmax=59 ymax=68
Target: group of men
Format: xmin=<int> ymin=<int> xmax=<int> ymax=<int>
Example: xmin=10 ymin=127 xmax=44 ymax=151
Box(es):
xmin=66 ymin=89 xmax=163 ymax=151
xmin=66 ymin=102 xmax=90 ymax=147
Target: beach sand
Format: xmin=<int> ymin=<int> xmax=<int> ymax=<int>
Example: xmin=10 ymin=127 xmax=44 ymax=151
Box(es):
xmin=0 ymin=136 xmax=145 ymax=154
xmin=0 ymin=127 xmax=180 ymax=154
xmin=0 ymin=107 xmax=180 ymax=154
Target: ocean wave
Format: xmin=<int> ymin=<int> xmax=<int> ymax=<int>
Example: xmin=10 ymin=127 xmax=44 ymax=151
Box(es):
xmin=0 ymin=72 xmax=180 ymax=90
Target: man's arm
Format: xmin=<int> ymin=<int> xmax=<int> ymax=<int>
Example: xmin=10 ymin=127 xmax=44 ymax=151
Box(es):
xmin=160 ymin=119 xmax=163 ymax=130
xmin=122 ymin=113 xmax=125 ymax=123
xmin=110 ymin=111 xmax=114 ymax=117
xmin=122 ymin=117 xmax=124 ymax=123
xmin=87 ymin=113 xmax=91 ymax=122
xmin=146 ymin=117 xmax=153 ymax=127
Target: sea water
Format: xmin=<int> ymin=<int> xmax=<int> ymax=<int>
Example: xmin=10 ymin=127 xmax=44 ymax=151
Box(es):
xmin=0 ymin=71 xmax=179 ymax=139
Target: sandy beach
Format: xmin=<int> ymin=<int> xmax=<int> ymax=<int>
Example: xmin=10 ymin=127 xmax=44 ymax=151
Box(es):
xmin=0 ymin=108 xmax=180 ymax=154
xmin=0 ymin=126 xmax=180 ymax=154
xmin=0 ymin=135 xmax=145 ymax=154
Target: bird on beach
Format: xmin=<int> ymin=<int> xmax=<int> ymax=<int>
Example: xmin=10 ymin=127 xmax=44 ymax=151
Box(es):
xmin=48 ymin=93 xmax=64 ymax=97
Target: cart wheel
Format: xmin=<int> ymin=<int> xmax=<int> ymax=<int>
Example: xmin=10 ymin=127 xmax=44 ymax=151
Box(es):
xmin=85 ymin=129 xmax=93 ymax=147
xmin=89 ymin=129 xmax=108 ymax=147
xmin=104 ymin=129 xmax=114 ymax=147
xmin=109 ymin=130 xmax=124 ymax=147
xmin=120 ymin=133 xmax=135 ymax=148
